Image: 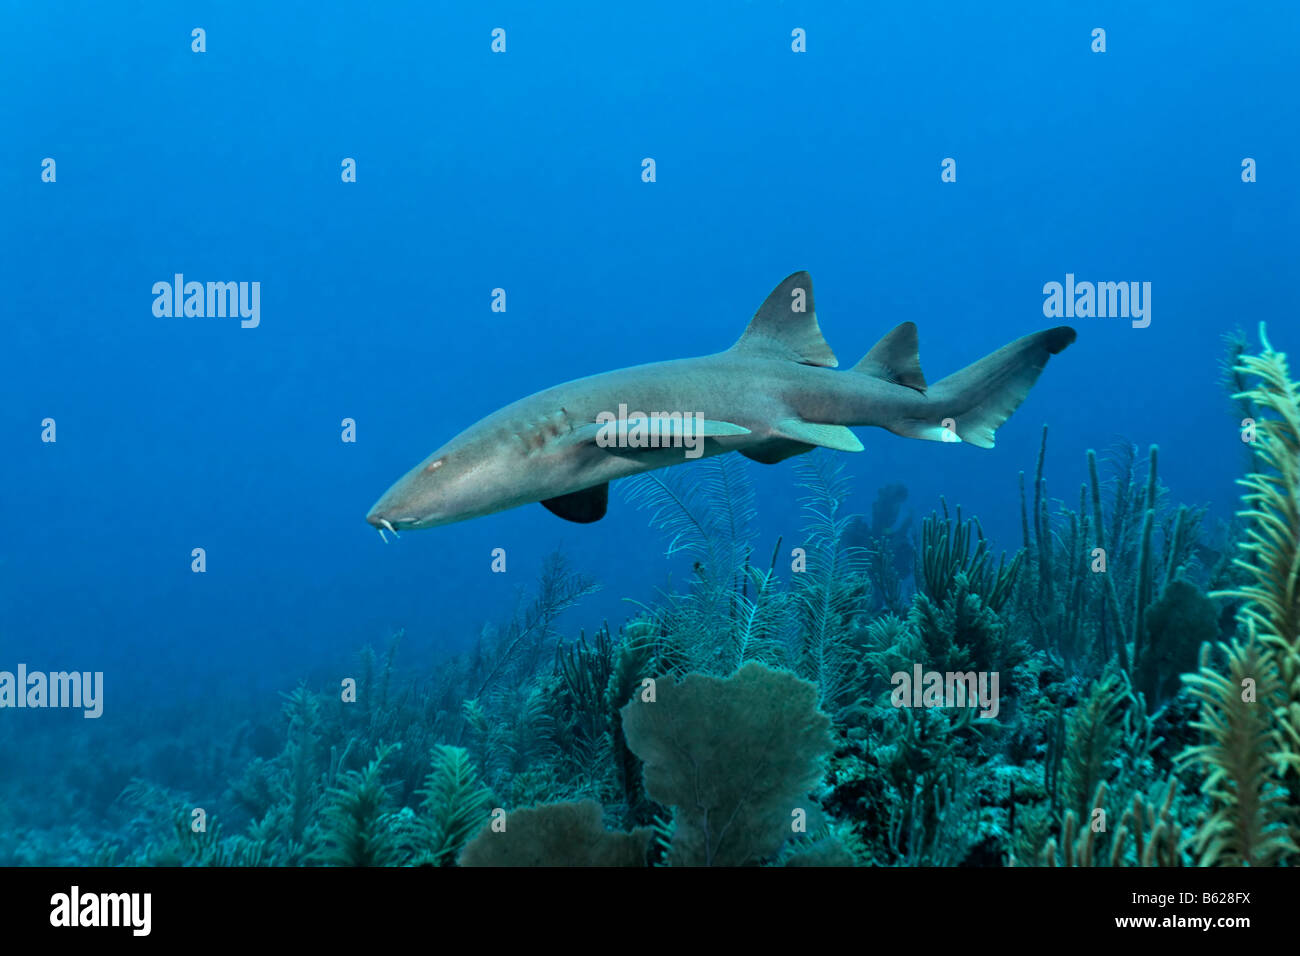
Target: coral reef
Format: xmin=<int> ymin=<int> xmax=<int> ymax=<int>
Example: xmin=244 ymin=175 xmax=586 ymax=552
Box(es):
xmin=5 ymin=332 xmax=1296 ymax=869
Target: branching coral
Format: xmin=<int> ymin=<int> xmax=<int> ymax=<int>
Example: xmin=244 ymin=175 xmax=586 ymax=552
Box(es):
xmin=908 ymin=571 xmax=1020 ymax=677
xmin=1040 ymin=779 xmax=1186 ymax=867
xmin=919 ymin=499 xmax=1023 ymax=614
xmin=1061 ymin=671 xmax=1128 ymax=824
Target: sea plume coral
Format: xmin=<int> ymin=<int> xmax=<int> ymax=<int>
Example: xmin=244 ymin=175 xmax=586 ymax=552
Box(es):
xmin=1180 ymin=322 xmax=1300 ymax=864
xmin=309 ymin=744 xmax=413 ymax=867
xmin=1177 ymin=633 xmax=1295 ymax=865
xmin=413 ymin=745 xmax=494 ymax=866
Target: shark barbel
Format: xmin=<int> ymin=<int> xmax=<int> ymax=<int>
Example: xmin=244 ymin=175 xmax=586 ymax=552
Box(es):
xmin=367 ymin=272 xmax=1076 ymax=535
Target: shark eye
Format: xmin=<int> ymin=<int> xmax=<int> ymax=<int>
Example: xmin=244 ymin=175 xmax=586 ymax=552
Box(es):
xmin=424 ymin=457 xmax=446 ymax=474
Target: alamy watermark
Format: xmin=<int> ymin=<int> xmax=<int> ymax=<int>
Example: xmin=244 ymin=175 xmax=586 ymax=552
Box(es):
xmin=1042 ymin=273 xmax=1151 ymax=328
xmin=50 ymin=886 xmax=150 ymax=936
xmin=152 ymin=274 xmax=260 ymax=328
xmin=0 ymin=665 xmax=103 ymax=718
xmin=890 ymin=664 xmax=1000 ymax=719
xmin=595 ymin=404 xmax=709 ymax=459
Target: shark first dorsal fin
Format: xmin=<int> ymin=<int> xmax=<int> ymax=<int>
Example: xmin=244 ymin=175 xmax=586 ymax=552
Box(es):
xmin=853 ymin=321 xmax=928 ymax=393
xmin=731 ymin=271 xmax=839 ymax=368
xmin=541 ymin=483 xmax=609 ymax=523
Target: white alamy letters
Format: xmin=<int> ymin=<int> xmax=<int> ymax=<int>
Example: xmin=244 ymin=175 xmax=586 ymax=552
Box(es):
xmin=50 ymin=886 xmax=150 ymax=936
xmin=890 ymin=664 xmax=1000 ymax=719
xmin=595 ymin=404 xmax=708 ymax=459
xmin=0 ymin=665 xmax=103 ymax=718
xmin=152 ymin=275 xmax=260 ymax=328
xmin=1043 ymin=273 xmax=1151 ymax=328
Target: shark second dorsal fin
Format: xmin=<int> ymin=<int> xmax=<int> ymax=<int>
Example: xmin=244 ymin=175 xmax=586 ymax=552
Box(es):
xmin=853 ymin=321 xmax=928 ymax=393
xmin=541 ymin=483 xmax=609 ymax=523
xmin=731 ymin=271 xmax=839 ymax=367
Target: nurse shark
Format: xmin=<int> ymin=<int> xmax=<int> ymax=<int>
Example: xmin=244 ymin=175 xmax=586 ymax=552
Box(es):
xmin=367 ymin=272 xmax=1076 ymax=536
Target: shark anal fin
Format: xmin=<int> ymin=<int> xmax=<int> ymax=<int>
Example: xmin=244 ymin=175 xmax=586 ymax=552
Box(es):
xmin=740 ymin=440 xmax=816 ymax=464
xmin=541 ymin=483 xmax=609 ymax=523
xmin=731 ymin=271 xmax=839 ymax=368
xmin=773 ymin=419 xmax=864 ymax=453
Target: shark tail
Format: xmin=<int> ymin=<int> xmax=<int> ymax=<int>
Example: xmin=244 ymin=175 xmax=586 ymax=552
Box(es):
xmin=914 ymin=326 xmax=1077 ymax=448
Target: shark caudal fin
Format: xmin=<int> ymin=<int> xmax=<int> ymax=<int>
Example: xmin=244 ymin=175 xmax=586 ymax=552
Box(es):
xmin=921 ymin=326 xmax=1077 ymax=448
xmin=731 ymin=272 xmax=839 ymax=367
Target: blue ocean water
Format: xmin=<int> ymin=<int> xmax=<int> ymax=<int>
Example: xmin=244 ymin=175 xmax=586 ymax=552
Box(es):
xmin=1 ymin=2 xmax=1297 ymax=865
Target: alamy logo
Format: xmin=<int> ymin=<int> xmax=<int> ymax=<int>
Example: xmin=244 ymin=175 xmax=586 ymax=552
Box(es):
xmin=1042 ymin=273 xmax=1151 ymax=328
xmin=50 ymin=886 xmax=150 ymax=936
xmin=595 ymin=404 xmax=710 ymax=459
xmin=152 ymin=274 xmax=260 ymax=328
xmin=890 ymin=664 xmax=1000 ymax=719
xmin=0 ymin=664 xmax=103 ymax=718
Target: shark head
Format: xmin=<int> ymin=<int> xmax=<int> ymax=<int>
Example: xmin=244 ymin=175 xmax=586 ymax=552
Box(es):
xmin=366 ymin=433 xmax=518 ymax=533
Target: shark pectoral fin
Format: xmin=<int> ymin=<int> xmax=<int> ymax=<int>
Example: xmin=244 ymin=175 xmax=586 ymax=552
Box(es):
xmin=568 ymin=418 xmax=751 ymax=447
xmin=690 ymin=419 xmax=752 ymax=437
xmin=773 ymin=419 xmax=865 ymax=453
xmin=541 ymin=483 xmax=609 ymax=523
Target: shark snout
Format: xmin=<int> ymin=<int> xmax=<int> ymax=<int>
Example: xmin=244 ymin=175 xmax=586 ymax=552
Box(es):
xmin=367 ymin=508 xmax=410 ymax=541
xmin=367 ymin=501 xmax=432 ymax=534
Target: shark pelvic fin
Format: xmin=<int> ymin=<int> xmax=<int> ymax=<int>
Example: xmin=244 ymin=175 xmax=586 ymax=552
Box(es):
xmin=740 ymin=439 xmax=817 ymax=464
xmin=541 ymin=483 xmax=609 ymax=523
xmin=854 ymin=321 xmax=928 ymax=393
xmin=731 ymin=271 xmax=839 ymax=368
xmin=773 ymin=418 xmax=865 ymax=453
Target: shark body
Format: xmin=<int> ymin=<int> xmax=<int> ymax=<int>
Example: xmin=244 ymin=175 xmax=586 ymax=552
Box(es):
xmin=366 ymin=272 xmax=1076 ymax=533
